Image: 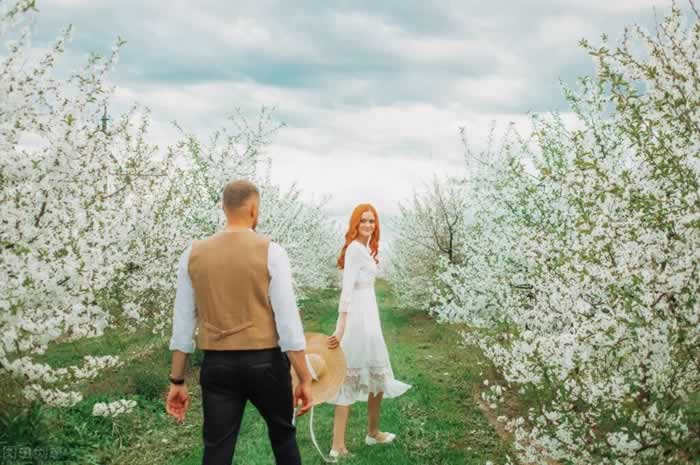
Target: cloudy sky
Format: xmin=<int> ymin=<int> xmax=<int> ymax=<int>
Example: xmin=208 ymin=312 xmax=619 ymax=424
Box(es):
xmin=28 ymin=0 xmax=672 ymax=242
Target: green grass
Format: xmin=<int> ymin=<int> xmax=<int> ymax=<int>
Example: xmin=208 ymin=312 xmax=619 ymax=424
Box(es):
xmin=2 ymin=281 xmax=509 ymax=465
xmin=33 ymin=325 xmax=160 ymax=368
xmin=147 ymin=281 xmax=508 ymax=465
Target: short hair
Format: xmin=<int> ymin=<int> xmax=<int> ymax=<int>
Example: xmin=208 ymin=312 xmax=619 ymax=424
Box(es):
xmin=222 ymin=180 xmax=260 ymax=211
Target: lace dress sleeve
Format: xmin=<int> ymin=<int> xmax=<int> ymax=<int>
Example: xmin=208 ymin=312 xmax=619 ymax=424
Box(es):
xmin=338 ymin=244 xmax=363 ymax=313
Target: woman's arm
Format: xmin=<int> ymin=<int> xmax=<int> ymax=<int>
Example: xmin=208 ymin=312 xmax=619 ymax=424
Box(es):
xmin=337 ymin=245 xmax=362 ymax=313
xmin=328 ymin=245 xmax=361 ymax=349
xmin=328 ymin=312 xmax=347 ymax=349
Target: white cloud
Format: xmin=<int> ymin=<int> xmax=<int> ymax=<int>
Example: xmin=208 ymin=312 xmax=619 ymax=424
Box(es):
xmin=580 ymin=0 xmax=659 ymax=14
xmin=452 ymin=77 xmax=527 ymax=108
xmin=24 ymin=0 xmax=675 ymax=247
xmin=536 ymin=15 xmax=597 ymax=45
xmin=43 ymin=0 xmax=95 ymax=7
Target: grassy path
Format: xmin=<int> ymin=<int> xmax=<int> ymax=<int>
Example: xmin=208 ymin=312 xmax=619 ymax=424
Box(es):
xmin=120 ymin=281 xmax=508 ymax=465
xmin=11 ymin=282 xmax=509 ymax=464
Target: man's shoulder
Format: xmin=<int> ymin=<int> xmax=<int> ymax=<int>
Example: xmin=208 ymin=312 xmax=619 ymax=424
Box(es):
xmin=198 ymin=230 xmax=268 ymax=243
xmin=194 ymin=231 xmax=222 ymax=244
xmin=267 ymin=240 xmax=287 ymax=257
xmin=254 ymin=232 xmax=272 ymax=244
xmin=193 ymin=231 xmax=278 ymax=258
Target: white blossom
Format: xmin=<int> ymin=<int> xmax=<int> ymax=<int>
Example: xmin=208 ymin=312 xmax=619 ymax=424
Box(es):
xmin=92 ymin=399 xmax=137 ymax=417
xmin=1 ymin=2 xmax=338 ymax=409
xmin=391 ymin=5 xmax=700 ymax=464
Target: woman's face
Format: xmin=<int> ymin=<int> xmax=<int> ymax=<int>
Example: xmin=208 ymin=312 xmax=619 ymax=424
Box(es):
xmin=357 ymin=210 xmax=376 ymax=240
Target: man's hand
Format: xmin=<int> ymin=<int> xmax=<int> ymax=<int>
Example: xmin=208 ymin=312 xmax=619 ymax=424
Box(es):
xmin=287 ymin=349 xmax=314 ymax=416
xmin=327 ymin=333 xmax=341 ymax=349
xmin=294 ymin=380 xmax=313 ymax=417
xmin=165 ymin=384 xmax=190 ymax=422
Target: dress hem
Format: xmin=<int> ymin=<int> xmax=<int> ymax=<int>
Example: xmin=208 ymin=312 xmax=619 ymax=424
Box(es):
xmin=326 ymin=380 xmax=412 ymax=406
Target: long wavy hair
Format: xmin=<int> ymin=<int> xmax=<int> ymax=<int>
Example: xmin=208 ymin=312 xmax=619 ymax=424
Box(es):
xmin=337 ymin=203 xmax=380 ymax=269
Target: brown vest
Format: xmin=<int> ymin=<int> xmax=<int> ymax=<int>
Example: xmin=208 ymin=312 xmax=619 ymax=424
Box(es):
xmin=188 ymin=230 xmax=279 ymax=350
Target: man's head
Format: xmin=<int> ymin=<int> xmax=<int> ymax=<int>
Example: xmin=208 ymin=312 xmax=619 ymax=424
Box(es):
xmin=222 ymin=180 xmax=260 ymax=230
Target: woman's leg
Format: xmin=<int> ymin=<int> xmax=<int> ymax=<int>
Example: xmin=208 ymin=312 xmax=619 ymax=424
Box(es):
xmin=367 ymin=391 xmax=384 ymax=437
xmin=332 ymin=405 xmax=351 ymax=451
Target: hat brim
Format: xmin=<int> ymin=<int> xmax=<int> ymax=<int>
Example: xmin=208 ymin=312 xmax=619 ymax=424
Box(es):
xmin=291 ymin=332 xmax=347 ymax=405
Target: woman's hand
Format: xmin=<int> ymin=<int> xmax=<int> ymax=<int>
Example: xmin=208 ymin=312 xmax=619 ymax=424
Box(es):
xmin=327 ymin=333 xmax=342 ymax=349
xmin=329 ymin=312 xmax=348 ymax=349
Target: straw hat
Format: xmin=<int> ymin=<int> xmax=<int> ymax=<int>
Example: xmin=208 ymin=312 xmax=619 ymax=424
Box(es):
xmin=290 ymin=332 xmax=347 ymax=405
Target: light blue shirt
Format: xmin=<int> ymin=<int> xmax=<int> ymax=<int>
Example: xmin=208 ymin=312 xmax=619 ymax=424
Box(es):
xmin=169 ymin=237 xmax=306 ymax=353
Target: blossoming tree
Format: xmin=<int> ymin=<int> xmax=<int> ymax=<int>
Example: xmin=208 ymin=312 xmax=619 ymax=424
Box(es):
xmin=396 ymin=4 xmax=699 ymax=464
xmin=0 ymin=0 xmax=338 ymax=412
xmin=387 ymin=176 xmax=469 ymax=308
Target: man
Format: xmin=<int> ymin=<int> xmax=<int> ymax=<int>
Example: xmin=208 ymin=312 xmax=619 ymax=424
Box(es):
xmin=165 ymin=179 xmax=313 ymax=465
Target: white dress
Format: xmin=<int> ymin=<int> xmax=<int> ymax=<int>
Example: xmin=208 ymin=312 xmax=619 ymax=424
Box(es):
xmin=328 ymin=241 xmax=411 ymax=406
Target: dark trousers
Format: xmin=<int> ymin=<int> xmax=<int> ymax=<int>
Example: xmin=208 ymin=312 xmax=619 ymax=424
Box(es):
xmin=199 ymin=348 xmax=301 ymax=465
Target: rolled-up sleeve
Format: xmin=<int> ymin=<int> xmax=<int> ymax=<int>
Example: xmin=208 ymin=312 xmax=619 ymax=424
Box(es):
xmin=268 ymin=242 xmax=306 ymax=352
xmin=169 ymin=243 xmax=197 ymax=353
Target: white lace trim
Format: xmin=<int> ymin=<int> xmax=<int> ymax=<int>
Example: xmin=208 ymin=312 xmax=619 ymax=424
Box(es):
xmin=330 ymin=366 xmax=411 ymax=405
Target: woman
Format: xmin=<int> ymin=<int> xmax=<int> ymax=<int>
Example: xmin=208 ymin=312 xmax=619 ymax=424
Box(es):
xmin=326 ymin=204 xmax=411 ymax=458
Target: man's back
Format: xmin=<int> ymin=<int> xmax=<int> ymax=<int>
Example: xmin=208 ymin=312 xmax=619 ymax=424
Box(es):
xmin=189 ymin=230 xmax=278 ymax=351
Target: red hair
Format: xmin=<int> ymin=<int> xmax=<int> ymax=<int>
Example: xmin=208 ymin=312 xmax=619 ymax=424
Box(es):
xmin=337 ymin=204 xmax=380 ymax=269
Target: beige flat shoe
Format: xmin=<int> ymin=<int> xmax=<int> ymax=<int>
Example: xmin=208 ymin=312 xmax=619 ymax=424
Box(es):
xmin=329 ymin=448 xmax=352 ymax=459
xmin=365 ymin=431 xmax=396 ymax=445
